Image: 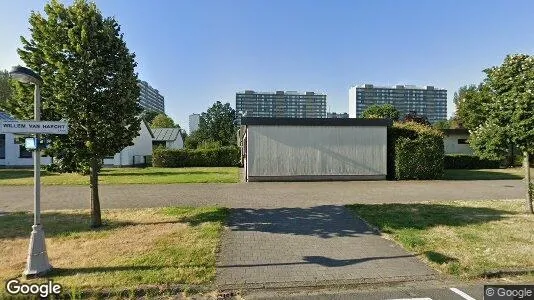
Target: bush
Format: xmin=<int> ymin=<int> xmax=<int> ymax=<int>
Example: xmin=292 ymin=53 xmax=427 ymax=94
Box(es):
xmin=444 ymin=154 xmax=501 ymax=169
xmin=388 ymin=122 xmax=444 ymax=180
xmin=153 ymin=146 xmax=240 ymax=167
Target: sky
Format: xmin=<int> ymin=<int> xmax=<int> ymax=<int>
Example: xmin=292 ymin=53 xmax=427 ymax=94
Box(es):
xmin=1 ymin=0 xmax=534 ymax=132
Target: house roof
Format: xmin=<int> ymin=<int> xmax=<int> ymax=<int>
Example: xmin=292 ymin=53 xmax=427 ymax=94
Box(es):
xmin=0 ymin=111 xmax=15 ymax=121
xmin=241 ymin=117 xmax=392 ymax=127
xmin=442 ymin=128 xmax=469 ymax=135
xmin=152 ymin=128 xmax=182 ymax=141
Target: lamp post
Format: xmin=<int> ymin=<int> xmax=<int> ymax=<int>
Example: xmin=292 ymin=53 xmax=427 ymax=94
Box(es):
xmin=9 ymin=65 xmax=52 ymax=277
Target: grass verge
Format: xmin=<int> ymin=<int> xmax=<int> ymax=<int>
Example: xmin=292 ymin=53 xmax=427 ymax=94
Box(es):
xmin=0 ymin=206 xmax=228 ymax=296
xmin=442 ymin=168 xmax=530 ymax=180
xmin=347 ymin=200 xmax=534 ymax=280
xmin=0 ymin=167 xmax=240 ymax=185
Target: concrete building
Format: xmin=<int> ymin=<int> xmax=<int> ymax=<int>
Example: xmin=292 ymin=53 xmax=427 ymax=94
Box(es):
xmin=0 ymin=111 xmax=52 ymax=167
xmin=152 ymin=128 xmax=184 ymax=149
xmin=236 ymin=90 xmax=327 ymax=118
xmin=349 ymin=84 xmax=447 ymax=123
xmin=443 ymin=129 xmax=473 ymax=155
xmin=327 ymin=112 xmax=349 ymax=118
xmin=138 ymin=80 xmax=165 ymax=113
xmin=189 ymin=113 xmax=200 ymax=133
xmin=239 ymin=117 xmax=391 ymax=182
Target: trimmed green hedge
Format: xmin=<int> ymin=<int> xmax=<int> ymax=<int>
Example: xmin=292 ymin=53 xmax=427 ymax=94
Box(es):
xmin=388 ymin=122 xmax=444 ymax=180
xmin=444 ymin=154 xmax=501 ymax=169
xmin=153 ymin=146 xmax=240 ymax=167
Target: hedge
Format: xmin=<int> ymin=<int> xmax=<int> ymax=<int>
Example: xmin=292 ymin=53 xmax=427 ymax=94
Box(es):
xmin=153 ymin=146 xmax=240 ymax=167
xmin=444 ymin=154 xmax=501 ymax=169
xmin=388 ymin=122 xmax=444 ymax=180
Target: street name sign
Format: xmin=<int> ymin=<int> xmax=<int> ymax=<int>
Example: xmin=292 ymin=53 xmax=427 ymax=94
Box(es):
xmin=0 ymin=121 xmax=69 ymax=134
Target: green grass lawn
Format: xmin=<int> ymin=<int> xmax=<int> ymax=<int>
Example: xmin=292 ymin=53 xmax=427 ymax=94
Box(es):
xmin=348 ymin=200 xmax=534 ymax=280
xmin=442 ymin=168 xmax=530 ymax=180
xmin=0 ymin=167 xmax=240 ymax=185
xmin=0 ymin=206 xmax=228 ymax=297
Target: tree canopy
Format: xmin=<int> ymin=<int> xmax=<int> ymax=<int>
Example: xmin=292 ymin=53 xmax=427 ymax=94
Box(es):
xmin=191 ymin=101 xmax=236 ymax=147
xmin=0 ymin=70 xmax=12 ymax=104
xmin=3 ymin=0 xmax=142 ymax=226
xmin=453 ymin=84 xmax=493 ymax=130
xmin=469 ymin=54 xmax=534 ymax=213
xmin=141 ymin=110 xmax=159 ymax=124
xmin=151 ymin=113 xmax=179 ymax=128
xmin=362 ymin=104 xmax=400 ymax=120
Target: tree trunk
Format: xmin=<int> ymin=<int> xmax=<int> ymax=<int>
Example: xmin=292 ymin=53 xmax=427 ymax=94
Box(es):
xmin=90 ymin=158 xmax=102 ymax=227
xmin=524 ymin=152 xmax=533 ymax=214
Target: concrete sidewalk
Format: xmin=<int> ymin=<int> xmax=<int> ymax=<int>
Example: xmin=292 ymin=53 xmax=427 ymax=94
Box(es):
xmin=0 ymin=180 xmax=523 ymax=212
xmin=215 ymin=205 xmax=438 ymax=289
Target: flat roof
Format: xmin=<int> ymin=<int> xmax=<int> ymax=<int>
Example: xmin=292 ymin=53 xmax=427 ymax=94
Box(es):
xmin=241 ymin=117 xmax=392 ymax=126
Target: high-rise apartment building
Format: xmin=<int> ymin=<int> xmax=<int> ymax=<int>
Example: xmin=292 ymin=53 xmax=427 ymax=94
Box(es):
xmin=189 ymin=113 xmax=200 ymax=133
xmin=236 ymin=90 xmax=327 ymax=118
xmin=348 ymin=84 xmax=447 ymax=123
xmin=138 ymin=80 xmax=165 ymax=113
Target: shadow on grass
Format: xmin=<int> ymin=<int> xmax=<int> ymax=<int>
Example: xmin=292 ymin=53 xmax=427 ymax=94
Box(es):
xmin=100 ymin=171 xmax=232 ymax=177
xmin=423 ymin=251 xmax=459 ymax=264
xmin=0 ymin=169 xmax=59 ymax=180
xmin=442 ymin=169 xmax=522 ymax=180
xmin=0 ymin=207 xmax=228 ymax=239
xmin=47 ymin=265 xmax=208 ymax=278
xmin=347 ymin=203 xmax=514 ymax=233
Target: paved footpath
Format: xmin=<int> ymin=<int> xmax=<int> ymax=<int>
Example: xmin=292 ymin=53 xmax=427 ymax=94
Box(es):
xmin=215 ymin=205 xmax=438 ymax=289
xmin=0 ymin=180 xmax=523 ymax=212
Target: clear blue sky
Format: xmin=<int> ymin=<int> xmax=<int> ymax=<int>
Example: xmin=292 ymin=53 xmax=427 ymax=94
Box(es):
xmin=1 ymin=0 xmax=534 ymax=131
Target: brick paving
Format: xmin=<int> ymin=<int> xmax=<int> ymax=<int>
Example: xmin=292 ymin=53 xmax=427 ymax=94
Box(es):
xmin=215 ymin=205 xmax=438 ymax=288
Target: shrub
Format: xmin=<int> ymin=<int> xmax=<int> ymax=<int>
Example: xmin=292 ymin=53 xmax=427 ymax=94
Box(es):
xmin=153 ymin=146 xmax=240 ymax=167
xmin=388 ymin=122 xmax=444 ymax=180
xmin=444 ymin=154 xmax=501 ymax=169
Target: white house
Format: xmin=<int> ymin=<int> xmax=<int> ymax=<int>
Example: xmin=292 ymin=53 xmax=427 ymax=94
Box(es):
xmin=0 ymin=111 xmax=53 ymax=167
xmin=443 ymin=129 xmax=473 ymax=155
xmin=103 ymin=120 xmax=155 ymax=166
xmin=151 ymin=128 xmax=184 ymax=149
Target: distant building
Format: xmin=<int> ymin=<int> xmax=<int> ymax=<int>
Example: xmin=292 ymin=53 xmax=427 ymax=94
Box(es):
xmin=327 ymin=112 xmax=349 ymax=118
xmin=349 ymin=84 xmax=447 ymax=123
xmin=442 ymin=129 xmax=473 ymax=155
xmin=236 ymin=90 xmax=327 ymax=118
xmin=152 ymin=128 xmax=185 ymax=150
xmin=189 ymin=113 xmax=200 ymax=133
xmin=138 ymin=80 xmax=165 ymax=113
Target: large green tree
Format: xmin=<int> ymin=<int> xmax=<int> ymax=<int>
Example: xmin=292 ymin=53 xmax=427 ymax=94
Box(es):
xmin=141 ymin=110 xmax=159 ymax=124
xmin=151 ymin=113 xmax=179 ymax=128
xmin=0 ymin=70 xmax=12 ymax=103
xmin=195 ymin=101 xmax=236 ymax=147
xmin=362 ymin=104 xmax=400 ymax=120
xmin=453 ymin=83 xmax=493 ymax=130
xmin=470 ymin=54 xmax=534 ymax=214
xmin=2 ymin=0 xmax=142 ymax=227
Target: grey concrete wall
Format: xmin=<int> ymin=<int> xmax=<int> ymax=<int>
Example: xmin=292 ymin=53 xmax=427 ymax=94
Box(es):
xmin=247 ymin=125 xmax=387 ymax=178
xmin=444 ymin=133 xmax=473 ymax=155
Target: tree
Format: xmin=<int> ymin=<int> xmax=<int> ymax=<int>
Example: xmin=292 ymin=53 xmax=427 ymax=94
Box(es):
xmin=0 ymin=70 xmax=12 ymax=103
xmin=141 ymin=110 xmax=159 ymax=124
xmin=453 ymin=84 xmax=493 ymax=130
xmin=469 ymin=54 xmax=534 ymax=214
xmin=196 ymin=101 xmax=237 ymax=147
xmin=402 ymin=111 xmax=430 ymax=126
xmin=433 ymin=116 xmax=462 ymax=130
xmin=362 ymin=104 xmax=400 ymax=120
xmin=151 ymin=113 xmax=179 ymax=128
xmin=4 ymin=0 xmax=142 ymax=227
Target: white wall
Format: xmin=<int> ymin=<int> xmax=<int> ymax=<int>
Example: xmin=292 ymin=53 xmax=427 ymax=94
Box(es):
xmin=165 ymin=134 xmax=183 ymax=149
xmin=0 ymin=133 xmax=52 ymax=167
xmin=444 ymin=133 xmax=473 ymax=155
xmin=103 ymin=121 xmax=153 ymax=166
xmin=247 ymin=125 xmax=387 ymax=179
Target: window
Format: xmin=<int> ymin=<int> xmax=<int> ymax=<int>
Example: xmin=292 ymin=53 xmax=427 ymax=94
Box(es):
xmin=458 ymin=139 xmax=468 ymax=145
xmin=19 ymin=145 xmax=32 ymax=158
xmin=0 ymin=134 xmax=4 ymax=159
